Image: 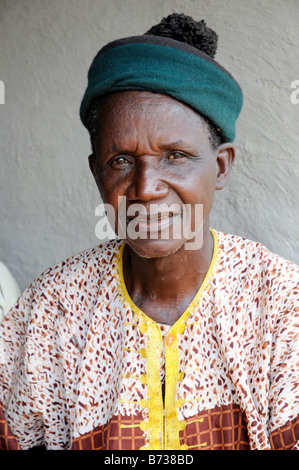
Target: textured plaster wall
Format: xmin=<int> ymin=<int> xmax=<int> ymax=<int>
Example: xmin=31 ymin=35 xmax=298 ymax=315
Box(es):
xmin=0 ymin=0 xmax=298 ymax=293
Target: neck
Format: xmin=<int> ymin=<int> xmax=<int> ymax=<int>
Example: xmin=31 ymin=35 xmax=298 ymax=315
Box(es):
xmin=122 ymin=227 xmax=214 ymax=324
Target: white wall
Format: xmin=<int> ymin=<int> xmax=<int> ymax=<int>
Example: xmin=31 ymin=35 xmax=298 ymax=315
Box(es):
xmin=0 ymin=0 xmax=298 ymax=292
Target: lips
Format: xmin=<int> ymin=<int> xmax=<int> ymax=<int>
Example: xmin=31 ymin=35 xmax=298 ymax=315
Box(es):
xmin=126 ymin=210 xmax=182 ymax=236
xmin=129 ymin=211 xmax=178 ymax=222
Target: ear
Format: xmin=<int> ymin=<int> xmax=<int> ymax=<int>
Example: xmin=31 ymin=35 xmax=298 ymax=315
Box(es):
xmin=88 ymin=153 xmax=104 ymax=196
xmin=88 ymin=153 xmax=96 ymax=177
xmin=215 ymin=143 xmax=235 ymax=190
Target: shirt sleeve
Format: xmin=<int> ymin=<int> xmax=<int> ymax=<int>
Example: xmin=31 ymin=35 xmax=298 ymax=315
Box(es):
xmin=0 ymin=282 xmax=45 ymax=449
xmin=268 ymin=285 xmax=299 ymax=450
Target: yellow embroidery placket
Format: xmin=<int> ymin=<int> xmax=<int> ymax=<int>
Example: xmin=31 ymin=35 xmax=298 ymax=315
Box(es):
xmin=117 ymin=229 xmax=220 ymax=450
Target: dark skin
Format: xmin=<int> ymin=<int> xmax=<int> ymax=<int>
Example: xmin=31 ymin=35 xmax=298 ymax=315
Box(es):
xmin=89 ymin=91 xmax=235 ymax=325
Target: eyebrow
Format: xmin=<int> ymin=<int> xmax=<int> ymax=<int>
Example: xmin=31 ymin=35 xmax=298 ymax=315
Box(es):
xmin=159 ymin=139 xmax=184 ymax=149
xmin=111 ymin=140 xmax=185 ymax=150
xmin=109 ymin=139 xmax=196 ymax=155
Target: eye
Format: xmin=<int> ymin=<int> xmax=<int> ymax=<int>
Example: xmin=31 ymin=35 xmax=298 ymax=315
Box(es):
xmin=167 ymin=151 xmax=189 ymax=162
xmin=109 ymin=155 xmax=132 ymax=169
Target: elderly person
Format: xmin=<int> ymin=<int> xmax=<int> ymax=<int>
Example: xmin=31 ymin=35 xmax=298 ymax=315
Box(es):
xmin=0 ymin=14 xmax=298 ymax=451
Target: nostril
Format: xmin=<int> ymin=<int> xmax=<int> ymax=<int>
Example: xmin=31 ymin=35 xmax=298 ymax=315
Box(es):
xmin=127 ymin=165 xmax=169 ymax=201
xmin=131 ymin=180 xmax=169 ymax=201
xmin=155 ymin=181 xmax=169 ymax=196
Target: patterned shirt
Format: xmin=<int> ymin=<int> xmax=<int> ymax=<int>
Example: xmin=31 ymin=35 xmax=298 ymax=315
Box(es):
xmin=0 ymin=229 xmax=298 ymax=450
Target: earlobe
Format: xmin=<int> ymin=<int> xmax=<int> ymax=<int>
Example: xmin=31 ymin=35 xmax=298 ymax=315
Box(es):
xmin=215 ymin=143 xmax=235 ymax=190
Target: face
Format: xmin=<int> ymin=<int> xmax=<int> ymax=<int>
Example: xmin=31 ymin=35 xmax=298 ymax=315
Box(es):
xmin=89 ymin=91 xmax=235 ymax=259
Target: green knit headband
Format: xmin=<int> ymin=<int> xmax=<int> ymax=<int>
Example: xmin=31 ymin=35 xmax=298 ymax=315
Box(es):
xmin=80 ymin=35 xmax=243 ymax=142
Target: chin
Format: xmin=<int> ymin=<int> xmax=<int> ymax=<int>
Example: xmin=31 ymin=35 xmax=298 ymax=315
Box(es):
xmin=125 ymin=237 xmax=186 ymax=259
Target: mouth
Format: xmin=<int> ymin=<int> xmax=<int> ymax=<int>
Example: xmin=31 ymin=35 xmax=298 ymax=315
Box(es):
xmin=126 ymin=211 xmax=182 ymax=236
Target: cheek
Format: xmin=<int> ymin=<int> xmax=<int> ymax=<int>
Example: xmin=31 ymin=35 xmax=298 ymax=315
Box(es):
xmin=95 ymin=167 xmax=127 ymax=203
xmin=178 ymin=172 xmax=217 ymax=223
xmin=96 ymin=178 xmax=129 ymax=229
xmin=181 ymin=172 xmax=216 ymax=201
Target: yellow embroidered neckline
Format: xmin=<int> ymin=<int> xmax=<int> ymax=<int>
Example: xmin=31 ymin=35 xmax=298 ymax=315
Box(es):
xmin=116 ymin=228 xmax=220 ymax=450
xmin=117 ymin=227 xmax=220 ymax=329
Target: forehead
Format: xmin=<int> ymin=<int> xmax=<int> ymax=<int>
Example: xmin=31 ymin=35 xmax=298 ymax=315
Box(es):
xmin=98 ymin=90 xmax=204 ymax=122
xmin=95 ymin=91 xmax=210 ymax=149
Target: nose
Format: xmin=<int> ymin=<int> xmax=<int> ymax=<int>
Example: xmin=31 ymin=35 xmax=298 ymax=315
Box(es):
xmin=127 ymin=158 xmax=169 ymax=202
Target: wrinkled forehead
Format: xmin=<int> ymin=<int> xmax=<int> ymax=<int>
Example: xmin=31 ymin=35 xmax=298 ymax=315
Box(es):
xmin=96 ymin=90 xmax=206 ymax=124
xmin=93 ymin=90 xmax=213 ymax=154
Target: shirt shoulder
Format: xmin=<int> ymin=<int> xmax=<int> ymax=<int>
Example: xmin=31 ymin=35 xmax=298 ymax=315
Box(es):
xmin=214 ymin=229 xmax=299 ymax=293
xmin=32 ymin=239 xmax=123 ymax=291
xmin=3 ymin=239 xmax=123 ymax=331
